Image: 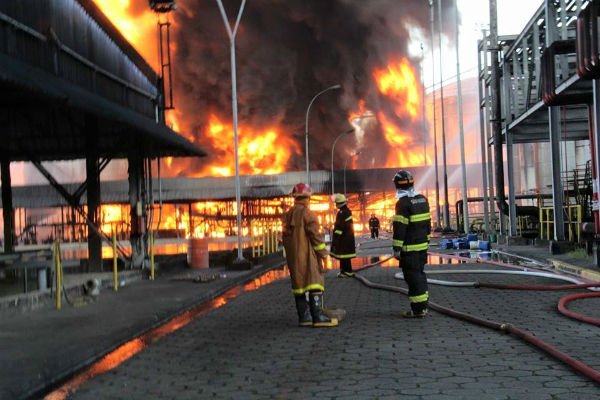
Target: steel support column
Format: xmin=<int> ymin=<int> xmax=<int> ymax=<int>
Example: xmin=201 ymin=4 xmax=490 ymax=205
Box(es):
xmin=546 ymin=0 xmax=566 ymax=241
xmin=502 ymin=61 xmax=518 ymax=236
xmin=86 ymin=155 xmax=102 ymax=270
xmin=591 ymin=80 xmax=600 ymax=264
xmin=128 ymin=153 xmax=146 ymax=269
xmin=506 ymin=130 xmax=518 ymax=236
xmin=477 ymin=37 xmax=490 ymax=233
xmin=1 ymin=158 xmax=14 ymax=253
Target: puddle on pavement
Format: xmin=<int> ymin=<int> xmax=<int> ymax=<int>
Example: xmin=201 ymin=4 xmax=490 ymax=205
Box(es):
xmin=44 ymin=269 xmax=289 ymax=400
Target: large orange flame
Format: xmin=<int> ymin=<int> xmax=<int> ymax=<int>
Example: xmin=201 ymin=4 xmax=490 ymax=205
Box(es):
xmin=199 ymin=114 xmax=301 ymax=177
xmin=349 ymin=58 xmax=429 ymax=169
xmin=92 ymin=0 xmax=159 ymax=70
xmin=373 ymin=57 xmax=421 ymax=121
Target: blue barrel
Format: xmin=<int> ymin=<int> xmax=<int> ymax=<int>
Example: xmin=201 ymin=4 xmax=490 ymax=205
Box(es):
xmin=466 ymin=233 xmax=478 ymax=242
xmin=478 ymin=240 xmax=491 ymax=251
xmin=441 ymin=239 xmax=454 ymax=249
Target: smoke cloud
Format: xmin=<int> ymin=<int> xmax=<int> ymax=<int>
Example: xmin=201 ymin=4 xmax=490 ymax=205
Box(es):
xmin=171 ymin=0 xmax=457 ymax=174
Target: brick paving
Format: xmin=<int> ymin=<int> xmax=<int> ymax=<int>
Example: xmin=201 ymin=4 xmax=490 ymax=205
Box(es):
xmin=1 ymin=237 xmax=599 ymax=399
xmin=67 ymin=254 xmax=600 ymax=399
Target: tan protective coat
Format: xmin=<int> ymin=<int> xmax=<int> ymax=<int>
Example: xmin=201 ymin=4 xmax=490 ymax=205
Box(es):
xmin=282 ymin=197 xmax=328 ymax=294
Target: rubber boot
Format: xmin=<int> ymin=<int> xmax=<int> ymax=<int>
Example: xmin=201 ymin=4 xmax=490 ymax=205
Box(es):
xmin=402 ymin=302 xmax=428 ymax=319
xmin=309 ymin=292 xmax=338 ymax=327
xmin=294 ymin=294 xmax=312 ymax=327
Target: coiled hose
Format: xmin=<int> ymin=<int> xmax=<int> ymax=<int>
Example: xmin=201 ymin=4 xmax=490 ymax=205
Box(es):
xmin=351 ymin=255 xmax=600 ymax=385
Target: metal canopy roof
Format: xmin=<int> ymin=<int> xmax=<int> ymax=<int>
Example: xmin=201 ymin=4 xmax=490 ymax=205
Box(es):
xmin=0 ymin=0 xmax=206 ymax=162
xmin=3 ymin=166 xmax=483 ymax=209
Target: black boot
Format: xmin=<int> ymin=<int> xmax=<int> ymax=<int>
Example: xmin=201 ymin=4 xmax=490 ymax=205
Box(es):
xmin=402 ymin=301 xmax=429 ymax=319
xmin=294 ymin=294 xmax=312 ymax=327
xmin=309 ymin=292 xmax=338 ymax=327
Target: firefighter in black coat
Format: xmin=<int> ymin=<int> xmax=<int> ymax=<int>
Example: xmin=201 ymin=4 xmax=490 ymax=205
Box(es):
xmin=368 ymin=213 xmax=380 ymax=239
xmin=331 ymin=194 xmax=356 ymax=277
xmin=392 ymin=170 xmax=431 ymax=318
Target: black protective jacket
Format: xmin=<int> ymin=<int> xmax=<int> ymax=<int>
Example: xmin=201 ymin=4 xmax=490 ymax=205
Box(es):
xmin=369 ymin=217 xmax=380 ymax=229
xmin=392 ymin=191 xmax=431 ymax=253
xmin=331 ymin=205 xmax=356 ymax=259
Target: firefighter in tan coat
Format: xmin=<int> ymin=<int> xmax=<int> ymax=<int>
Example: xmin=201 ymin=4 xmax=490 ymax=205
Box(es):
xmin=282 ymin=183 xmax=338 ymax=327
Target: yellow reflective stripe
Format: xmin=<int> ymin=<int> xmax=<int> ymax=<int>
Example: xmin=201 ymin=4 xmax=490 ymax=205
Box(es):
xmin=392 ymin=239 xmax=404 ymax=247
xmin=402 ymin=242 xmax=429 ymax=252
xmin=334 ymin=230 xmax=343 ymax=235
xmin=409 ymin=213 xmax=431 ymax=222
xmin=392 ymin=215 xmax=409 ymax=224
xmin=313 ymin=243 xmax=326 ymax=251
xmin=427 ymin=234 xmax=431 ymax=241
xmin=345 ymin=216 xmax=353 ymax=222
xmin=409 ymin=292 xmax=429 ymax=303
xmin=330 ymin=252 xmax=356 ymax=259
xmin=291 ymin=283 xmax=325 ymax=295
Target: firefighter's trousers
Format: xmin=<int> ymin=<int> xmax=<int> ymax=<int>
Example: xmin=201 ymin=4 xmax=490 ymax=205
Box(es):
xmin=400 ymin=250 xmax=429 ymax=313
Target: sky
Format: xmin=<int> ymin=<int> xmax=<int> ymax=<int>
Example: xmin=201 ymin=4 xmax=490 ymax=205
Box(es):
xmin=418 ymin=0 xmax=543 ymax=91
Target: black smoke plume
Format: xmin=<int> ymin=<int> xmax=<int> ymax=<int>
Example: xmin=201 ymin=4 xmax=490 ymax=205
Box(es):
xmin=171 ymin=0 xmax=456 ymax=174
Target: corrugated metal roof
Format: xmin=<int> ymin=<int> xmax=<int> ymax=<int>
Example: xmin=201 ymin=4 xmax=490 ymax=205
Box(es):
xmin=0 ymin=0 xmax=206 ymax=161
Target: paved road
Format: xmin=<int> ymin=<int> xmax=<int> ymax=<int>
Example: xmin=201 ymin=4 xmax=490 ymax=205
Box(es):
xmin=65 ymin=257 xmax=599 ymax=399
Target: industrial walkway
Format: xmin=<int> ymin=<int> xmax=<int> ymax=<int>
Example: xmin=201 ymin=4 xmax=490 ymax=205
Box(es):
xmin=1 ymin=238 xmax=599 ymax=399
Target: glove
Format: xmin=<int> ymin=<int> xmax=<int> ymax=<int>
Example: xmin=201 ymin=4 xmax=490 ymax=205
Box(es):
xmin=393 ymin=250 xmax=402 ymax=260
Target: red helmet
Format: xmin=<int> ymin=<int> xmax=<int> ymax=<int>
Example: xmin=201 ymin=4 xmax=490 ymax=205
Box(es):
xmin=292 ymin=182 xmax=313 ymax=197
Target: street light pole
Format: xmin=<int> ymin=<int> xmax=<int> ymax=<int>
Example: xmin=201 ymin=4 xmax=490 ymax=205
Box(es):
xmin=331 ymin=129 xmax=354 ymax=195
xmin=343 ymin=151 xmax=361 ymax=195
xmin=216 ymin=0 xmax=247 ymax=263
xmin=430 ymin=0 xmax=441 ymax=229
xmin=305 ymin=84 xmax=341 ymax=185
xmin=438 ymin=0 xmax=450 ymax=229
xmin=454 ymin=1 xmax=469 ymax=233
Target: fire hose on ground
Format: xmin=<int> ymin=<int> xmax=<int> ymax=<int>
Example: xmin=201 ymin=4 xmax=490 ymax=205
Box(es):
xmin=351 ymin=253 xmax=600 ymax=385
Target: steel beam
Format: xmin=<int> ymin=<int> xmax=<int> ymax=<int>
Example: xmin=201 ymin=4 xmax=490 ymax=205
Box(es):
xmin=1 ymin=157 xmax=14 ymax=252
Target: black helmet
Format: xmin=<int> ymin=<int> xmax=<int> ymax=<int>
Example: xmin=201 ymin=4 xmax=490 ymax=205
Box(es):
xmin=393 ymin=170 xmax=414 ymax=190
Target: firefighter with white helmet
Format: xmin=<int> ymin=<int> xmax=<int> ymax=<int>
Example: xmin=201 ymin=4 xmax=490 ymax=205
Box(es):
xmin=331 ymin=193 xmax=356 ymax=278
xmin=282 ymin=183 xmax=338 ymax=327
xmin=392 ymin=170 xmax=431 ymax=318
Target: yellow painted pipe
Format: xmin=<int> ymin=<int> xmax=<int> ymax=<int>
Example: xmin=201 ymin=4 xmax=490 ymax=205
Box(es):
xmin=150 ymin=230 xmax=155 ymax=281
xmin=113 ymin=231 xmax=118 ymax=291
xmin=251 ymin=221 xmax=256 ymax=258
xmin=262 ymin=225 xmax=267 ymax=256
xmin=54 ymin=241 xmax=62 ymax=310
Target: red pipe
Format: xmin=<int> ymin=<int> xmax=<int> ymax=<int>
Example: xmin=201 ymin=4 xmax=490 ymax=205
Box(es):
xmin=557 ymin=292 xmax=600 ymax=327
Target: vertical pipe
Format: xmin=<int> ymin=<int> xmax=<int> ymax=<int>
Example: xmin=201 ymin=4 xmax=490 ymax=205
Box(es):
xmin=502 ymin=61 xmax=518 ymax=236
xmin=251 ymin=221 xmax=255 ymax=258
xmin=150 ymin=230 xmax=155 ymax=281
xmin=477 ymin=35 xmax=490 ymax=233
xmin=54 ymin=241 xmax=62 ymax=310
xmin=113 ymin=230 xmax=118 ymax=290
xmin=437 ymin=0 xmax=450 ymax=228
xmin=454 ymin=2 xmax=469 ymax=233
xmin=591 ymin=81 xmax=600 ymax=264
xmin=420 ymin=43 xmax=427 ymax=168
xmin=545 ymin=0 xmax=566 ymax=241
xmin=489 ymin=0 xmax=509 ymax=236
